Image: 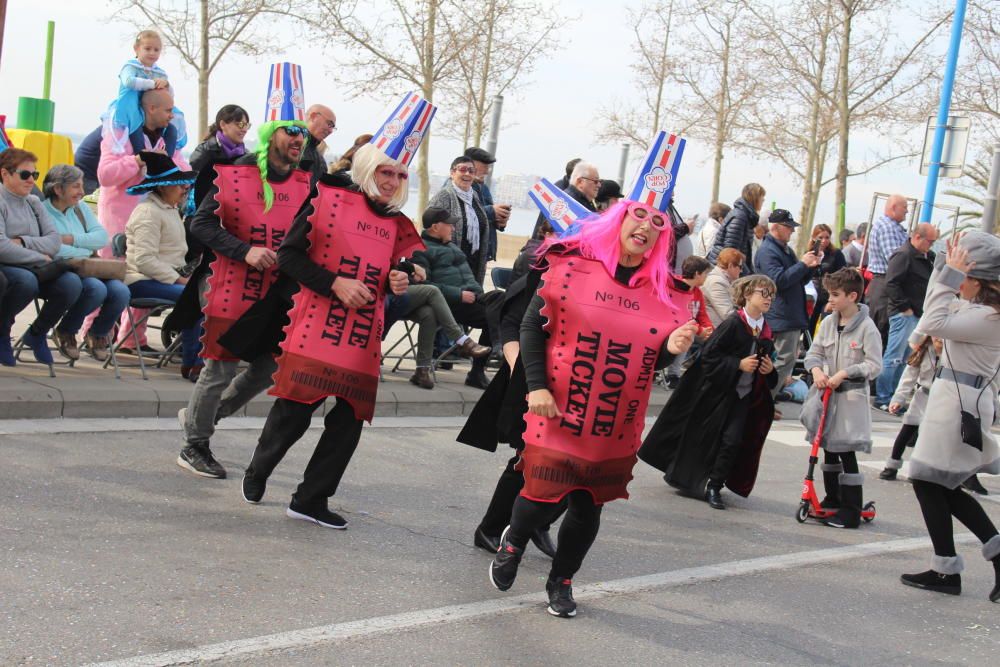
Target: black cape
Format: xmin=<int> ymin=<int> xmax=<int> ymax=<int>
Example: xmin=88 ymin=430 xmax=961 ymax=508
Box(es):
xmin=637 ymin=311 xmax=777 ymax=497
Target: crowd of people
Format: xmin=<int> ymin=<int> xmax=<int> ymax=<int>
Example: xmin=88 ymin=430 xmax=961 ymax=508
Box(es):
xmin=1 ymin=32 xmax=999 ymax=620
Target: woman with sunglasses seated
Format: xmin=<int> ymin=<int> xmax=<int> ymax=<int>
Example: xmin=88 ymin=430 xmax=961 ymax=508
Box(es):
xmin=123 ymin=151 xmax=203 ymax=379
xmin=427 ymin=155 xmax=490 ymax=286
xmin=0 ymin=148 xmax=83 ymax=366
xmin=485 ymin=199 xmax=698 ymax=618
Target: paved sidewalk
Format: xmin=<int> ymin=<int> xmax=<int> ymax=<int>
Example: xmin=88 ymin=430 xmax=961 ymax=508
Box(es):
xmin=0 ymin=356 xmax=680 ymax=420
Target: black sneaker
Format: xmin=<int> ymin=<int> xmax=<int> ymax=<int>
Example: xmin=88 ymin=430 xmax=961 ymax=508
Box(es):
xmin=900 ymin=570 xmax=961 ymax=596
xmin=176 ymin=444 xmax=227 ymax=479
xmin=286 ymin=501 xmax=348 ymax=529
xmin=879 ymin=468 xmax=898 ymax=481
xmin=489 ymin=525 xmax=523 ymax=591
xmin=242 ymin=474 xmax=266 ymax=504
xmin=546 ymin=576 xmax=577 ymax=618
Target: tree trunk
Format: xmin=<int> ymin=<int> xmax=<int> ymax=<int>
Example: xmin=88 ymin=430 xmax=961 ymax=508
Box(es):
xmin=650 ymin=0 xmax=673 ymax=138
xmin=0 ymin=0 xmax=8 ymax=71
xmin=710 ymin=21 xmax=730 ymax=205
xmin=198 ymin=0 xmax=210 ymax=140
xmin=417 ymin=0 xmax=437 ymax=212
xmin=798 ymin=4 xmax=832 ymax=246
xmin=472 ymin=0 xmax=495 ymax=146
xmin=834 ymin=1 xmax=852 ymax=230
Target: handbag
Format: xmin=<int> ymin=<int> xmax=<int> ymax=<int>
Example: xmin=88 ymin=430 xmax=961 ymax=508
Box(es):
xmin=28 ymin=259 xmax=70 ymax=283
xmin=64 ymin=205 xmax=126 ymax=281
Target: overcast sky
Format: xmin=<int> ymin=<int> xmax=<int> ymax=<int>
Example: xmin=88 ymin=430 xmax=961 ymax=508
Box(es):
xmin=0 ymin=0 xmax=975 ymax=231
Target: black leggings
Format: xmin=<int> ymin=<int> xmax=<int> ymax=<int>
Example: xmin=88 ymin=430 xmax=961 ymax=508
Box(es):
xmin=824 ymin=450 xmax=859 ymax=473
xmin=912 ymin=479 xmax=998 ymax=557
xmin=508 ymin=490 xmax=602 ymax=580
xmin=890 ymin=424 xmax=919 ymax=461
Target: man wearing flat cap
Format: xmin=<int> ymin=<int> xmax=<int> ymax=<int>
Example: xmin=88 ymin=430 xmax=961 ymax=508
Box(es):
xmin=754 ymin=209 xmax=822 ymax=406
xmin=464 ymin=147 xmax=511 ymax=262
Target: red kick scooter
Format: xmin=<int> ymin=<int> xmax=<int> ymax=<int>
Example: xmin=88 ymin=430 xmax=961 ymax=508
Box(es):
xmin=795 ymin=387 xmax=877 ymax=524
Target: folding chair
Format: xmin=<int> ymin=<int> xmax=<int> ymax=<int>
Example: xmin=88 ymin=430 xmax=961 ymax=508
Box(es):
xmin=491 ymin=267 xmax=514 ymax=291
xmin=102 ymin=233 xmax=181 ymax=380
xmin=11 ymin=298 xmax=69 ymax=377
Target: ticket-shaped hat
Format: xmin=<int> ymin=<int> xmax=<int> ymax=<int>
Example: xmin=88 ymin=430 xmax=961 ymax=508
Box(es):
xmin=626 ymin=131 xmax=685 ymax=212
xmin=370 ymin=92 xmax=436 ymax=166
xmin=528 ymin=178 xmax=592 ymax=234
xmin=265 ymin=62 xmax=306 ymax=123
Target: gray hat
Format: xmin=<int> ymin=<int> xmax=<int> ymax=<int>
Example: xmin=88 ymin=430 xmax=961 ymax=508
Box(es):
xmin=959 ymin=230 xmax=1000 ymax=281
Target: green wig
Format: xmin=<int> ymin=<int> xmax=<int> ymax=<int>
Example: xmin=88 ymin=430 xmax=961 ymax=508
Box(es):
xmin=256 ymin=119 xmax=308 ymax=211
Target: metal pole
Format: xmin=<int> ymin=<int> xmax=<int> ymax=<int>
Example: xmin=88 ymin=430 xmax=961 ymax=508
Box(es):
xmin=617 ymin=143 xmax=630 ymax=185
xmin=982 ymin=143 xmax=1000 ymax=233
xmin=483 ymin=94 xmax=503 ymax=190
xmin=42 ymin=21 xmax=54 ymax=99
xmin=919 ymin=0 xmax=968 ymax=223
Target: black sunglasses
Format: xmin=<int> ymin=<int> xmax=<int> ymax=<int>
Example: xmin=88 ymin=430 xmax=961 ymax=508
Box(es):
xmin=280 ymin=126 xmax=306 ymax=137
xmin=8 ymin=169 xmax=40 ymax=181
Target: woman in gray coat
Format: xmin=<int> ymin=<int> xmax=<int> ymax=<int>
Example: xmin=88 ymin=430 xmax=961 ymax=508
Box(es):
xmin=900 ymin=231 xmax=1000 ymax=602
xmin=427 ymin=156 xmax=489 ymax=285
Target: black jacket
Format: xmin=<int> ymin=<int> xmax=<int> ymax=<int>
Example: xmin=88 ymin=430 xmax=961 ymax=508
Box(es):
xmin=301 ymin=132 xmax=327 ymax=185
xmin=707 ymin=197 xmax=759 ymax=275
xmin=886 ymin=241 xmax=935 ymax=317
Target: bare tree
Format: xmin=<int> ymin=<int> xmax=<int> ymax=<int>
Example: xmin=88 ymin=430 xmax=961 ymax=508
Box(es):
xmin=595 ymin=0 xmax=677 ymax=151
xmin=309 ymin=0 xmax=469 ymax=210
xmin=439 ymin=0 xmax=563 ymax=147
xmin=829 ymin=0 xmax=948 ymax=221
xmin=111 ymin=0 xmax=307 ymax=140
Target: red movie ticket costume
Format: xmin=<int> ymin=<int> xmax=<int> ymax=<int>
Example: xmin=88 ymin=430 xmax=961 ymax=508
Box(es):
xmin=201 ymin=164 xmax=310 ymax=360
xmin=269 ymin=185 xmax=424 ymax=422
xmin=521 ymin=255 xmax=686 ymax=503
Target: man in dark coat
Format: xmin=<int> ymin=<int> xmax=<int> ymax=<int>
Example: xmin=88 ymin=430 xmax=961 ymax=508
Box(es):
xmin=412 ymin=210 xmax=496 ymax=389
xmin=465 ymin=147 xmax=510 ymax=262
xmin=754 ymin=209 xmax=820 ymax=400
xmin=73 ymin=127 xmax=103 ymax=195
xmin=301 ymin=104 xmax=337 ymax=184
xmin=873 ymin=222 xmax=937 ymax=408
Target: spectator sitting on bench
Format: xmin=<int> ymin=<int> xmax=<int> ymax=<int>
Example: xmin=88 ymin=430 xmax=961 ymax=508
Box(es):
xmin=412 ymin=206 xmax=499 ymax=390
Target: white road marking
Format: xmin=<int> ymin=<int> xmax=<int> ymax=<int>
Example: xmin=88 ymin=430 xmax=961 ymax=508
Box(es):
xmin=766 ymin=429 xmax=896 ymax=449
xmin=82 ymin=534 xmax=977 ymax=667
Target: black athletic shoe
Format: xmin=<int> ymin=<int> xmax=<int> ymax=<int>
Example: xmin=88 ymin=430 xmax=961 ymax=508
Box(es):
xmin=176 ymin=444 xmax=226 ymax=479
xmin=286 ymin=501 xmax=348 ymax=529
xmin=879 ymin=468 xmax=898 ymax=481
xmin=489 ymin=525 xmax=523 ymax=591
xmin=242 ymin=474 xmax=266 ymax=504
xmin=900 ymin=570 xmax=961 ymax=596
xmin=546 ymin=576 xmax=577 ymax=618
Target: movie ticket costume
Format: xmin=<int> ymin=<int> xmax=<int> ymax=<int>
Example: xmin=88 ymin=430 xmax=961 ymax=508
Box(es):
xmin=519 ymin=254 xmax=684 ymax=503
xmin=201 ymin=165 xmax=309 ymax=360
xmin=269 ymin=185 xmax=423 ymax=421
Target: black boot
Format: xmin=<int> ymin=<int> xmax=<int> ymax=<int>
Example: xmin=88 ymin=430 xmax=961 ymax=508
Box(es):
xmin=983 ymin=536 xmax=1000 ymax=603
xmin=901 ymin=554 xmax=963 ymax=596
xmin=879 ymin=458 xmax=902 ymax=481
xmin=824 ymin=473 xmax=863 ymax=529
xmin=820 ymin=463 xmax=842 ymax=509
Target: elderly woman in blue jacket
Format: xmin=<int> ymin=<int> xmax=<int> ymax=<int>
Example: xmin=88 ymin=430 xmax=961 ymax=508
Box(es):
xmin=42 ymin=164 xmax=130 ymax=361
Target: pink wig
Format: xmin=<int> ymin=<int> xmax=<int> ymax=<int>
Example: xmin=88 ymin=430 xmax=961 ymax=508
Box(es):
xmin=538 ymin=200 xmax=677 ymax=305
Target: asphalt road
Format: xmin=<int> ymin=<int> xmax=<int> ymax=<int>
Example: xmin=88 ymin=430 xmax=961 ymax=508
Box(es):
xmin=1 ymin=416 xmax=998 ymax=666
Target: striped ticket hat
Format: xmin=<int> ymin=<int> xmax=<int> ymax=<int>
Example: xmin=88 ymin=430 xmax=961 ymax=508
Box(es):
xmin=528 ymin=178 xmax=593 ymax=234
xmin=370 ymin=92 xmax=437 ymax=166
xmin=626 ymin=131 xmax=686 ymax=212
xmin=264 ymin=62 xmax=306 ymax=123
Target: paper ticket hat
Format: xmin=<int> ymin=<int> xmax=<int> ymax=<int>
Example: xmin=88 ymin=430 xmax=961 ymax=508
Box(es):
xmin=626 ymin=131 xmax=686 ymax=212
xmin=528 ymin=178 xmax=593 ymax=234
xmin=370 ymin=92 xmax=437 ymax=166
xmin=264 ymin=62 xmax=306 ymax=123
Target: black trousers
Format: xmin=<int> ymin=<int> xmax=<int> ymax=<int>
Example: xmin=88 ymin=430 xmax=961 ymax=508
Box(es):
xmin=890 ymin=424 xmax=919 ymax=461
xmin=912 ymin=478 xmax=998 ymax=558
xmin=824 ymin=450 xmax=859 ymax=473
xmin=450 ymin=301 xmax=492 ymax=370
xmin=478 ymin=453 xmax=565 ymax=536
xmin=246 ymin=396 xmax=363 ymax=509
xmin=508 ymin=490 xmax=602 ymax=580
xmin=709 ymin=394 xmax=753 ymax=488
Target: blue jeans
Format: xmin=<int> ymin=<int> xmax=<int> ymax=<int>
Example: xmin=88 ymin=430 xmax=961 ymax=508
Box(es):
xmin=127 ymin=280 xmax=202 ymax=367
xmin=58 ymin=277 xmax=130 ymax=338
xmin=875 ymin=312 xmax=919 ymax=405
xmin=0 ymin=265 xmax=83 ymax=336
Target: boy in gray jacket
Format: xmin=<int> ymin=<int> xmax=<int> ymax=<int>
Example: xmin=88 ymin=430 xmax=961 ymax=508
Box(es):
xmin=801 ymin=268 xmax=883 ymax=528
